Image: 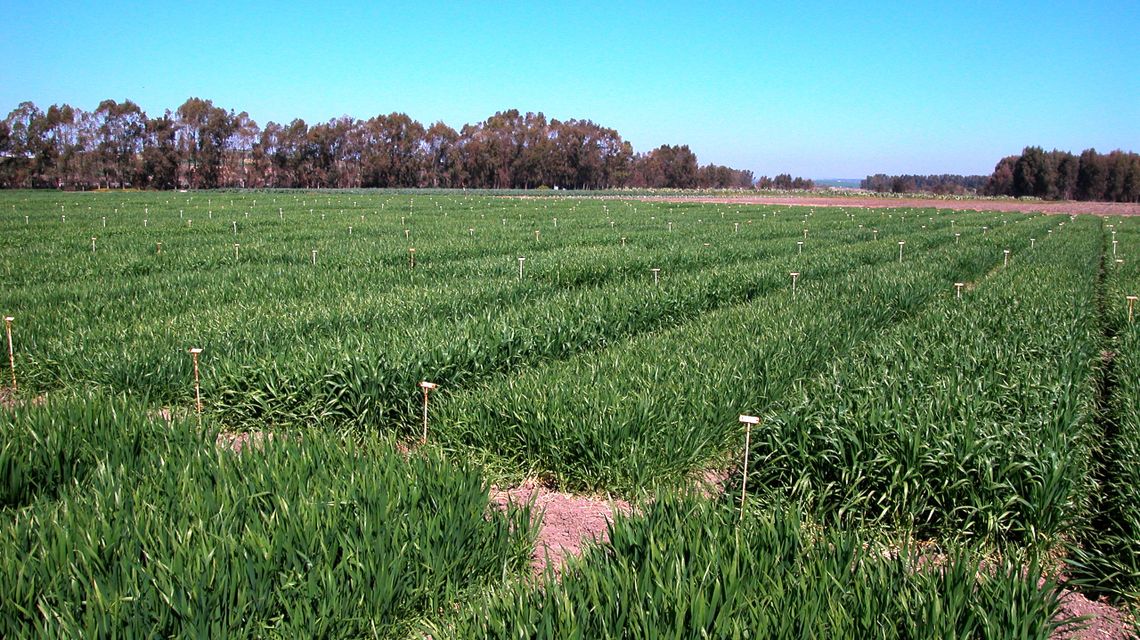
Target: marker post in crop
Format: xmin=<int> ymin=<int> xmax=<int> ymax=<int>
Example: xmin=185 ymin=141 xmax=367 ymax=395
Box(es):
xmin=5 ymin=316 xmax=15 ymax=392
xmin=188 ymin=348 xmax=203 ymax=423
xmin=420 ymin=381 xmax=438 ymax=443
xmin=797 ymin=241 xmax=803 ymax=255
xmin=1128 ymin=295 xmax=1138 ymax=323
xmin=651 ymin=268 xmax=660 ymax=285
xmin=873 ymin=229 xmax=878 ymax=240
xmin=790 ymin=272 xmax=800 ymax=296
xmin=955 ymin=282 xmax=964 ymax=299
xmin=91 ymin=237 xmax=97 ymax=253
xmin=738 ymin=415 xmax=759 ymax=520
xmin=517 ymin=256 xmax=525 ymax=280
xmin=898 ymin=241 xmax=905 ymax=263
xmin=1031 ymin=238 xmax=1036 ymax=248
xmin=1004 ymin=249 xmax=1010 ymax=267
xmin=1113 ymin=240 xmax=1118 ymax=257
xmin=233 ymin=243 xmax=240 ymax=260
xmin=409 ymin=248 xmax=416 ymax=269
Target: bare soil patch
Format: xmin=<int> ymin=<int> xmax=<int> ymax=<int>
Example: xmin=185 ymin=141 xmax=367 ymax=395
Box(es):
xmin=1053 ymin=588 xmax=1136 ymax=639
xmin=490 ymin=481 xmax=631 ymax=576
xmin=1 ymin=387 xmax=46 ymax=411
xmin=215 ymin=430 xmax=273 ymax=453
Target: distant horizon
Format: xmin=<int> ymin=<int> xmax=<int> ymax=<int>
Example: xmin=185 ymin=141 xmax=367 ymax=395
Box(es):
xmin=2 ymin=1 xmax=1137 ymax=178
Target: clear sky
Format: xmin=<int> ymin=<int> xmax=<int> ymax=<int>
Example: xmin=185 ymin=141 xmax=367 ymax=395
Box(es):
xmin=2 ymin=0 xmax=1137 ymax=178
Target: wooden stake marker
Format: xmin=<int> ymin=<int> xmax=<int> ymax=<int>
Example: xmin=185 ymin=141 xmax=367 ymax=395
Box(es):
xmin=1031 ymin=238 xmax=1035 ymax=248
xmin=651 ymin=268 xmax=661 ymax=285
xmin=91 ymin=237 xmax=97 ymax=253
xmin=5 ymin=316 xmax=15 ymax=392
xmin=955 ymin=232 xmax=960 ymax=244
xmin=790 ymin=272 xmax=800 ymax=296
xmin=517 ymin=256 xmax=525 ymax=279
xmin=1128 ymin=295 xmax=1138 ymax=324
xmin=311 ymin=250 xmax=317 ymax=266
xmin=420 ymin=381 xmax=438 ymax=443
xmin=738 ymin=415 xmax=759 ymax=519
xmin=955 ymin=282 xmax=964 ymax=299
xmin=409 ymin=248 xmax=416 ymax=269
xmin=188 ymin=348 xmax=203 ymax=422
xmin=1003 ymin=249 xmax=1010 ymax=267
xmin=898 ymin=241 xmax=905 ymax=263
xmin=234 ymin=243 xmax=240 ymax=260
xmin=797 ymin=241 xmax=804 ymax=254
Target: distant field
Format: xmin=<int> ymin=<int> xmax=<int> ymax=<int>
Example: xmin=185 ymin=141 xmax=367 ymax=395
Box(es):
xmin=2 ymin=190 xmax=1137 ymax=637
xmin=640 ymin=193 xmax=1140 ymax=215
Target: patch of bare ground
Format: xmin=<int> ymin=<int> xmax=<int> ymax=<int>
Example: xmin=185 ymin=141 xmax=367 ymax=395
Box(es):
xmin=489 ymin=481 xmax=632 ymax=576
xmin=621 ymin=195 xmax=1140 ymax=216
xmin=1053 ymin=588 xmax=1136 ymax=639
xmin=215 ymin=430 xmax=273 ymax=453
xmin=1 ymin=386 xmax=46 ymax=410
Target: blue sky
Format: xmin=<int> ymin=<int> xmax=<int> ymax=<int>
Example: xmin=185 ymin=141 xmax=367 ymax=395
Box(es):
xmin=2 ymin=0 xmax=1137 ymax=178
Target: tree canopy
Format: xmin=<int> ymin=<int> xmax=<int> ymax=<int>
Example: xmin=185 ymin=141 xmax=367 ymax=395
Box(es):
xmin=0 ymin=99 xmax=780 ymax=191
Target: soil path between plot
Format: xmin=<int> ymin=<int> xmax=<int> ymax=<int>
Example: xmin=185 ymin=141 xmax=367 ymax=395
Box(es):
xmin=619 ymin=195 xmax=1140 ymax=216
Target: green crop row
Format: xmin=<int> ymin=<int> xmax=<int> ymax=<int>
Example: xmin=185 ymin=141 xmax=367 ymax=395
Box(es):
xmin=1067 ymin=218 xmax=1140 ymax=601
xmin=2 ymin=191 xmax=1013 ymax=436
xmin=431 ymin=494 xmax=1068 ymax=639
xmin=0 ymin=393 xmax=533 ymax=638
xmin=432 ymin=215 xmax=1058 ymax=494
xmin=746 ymin=216 xmax=1102 ymax=545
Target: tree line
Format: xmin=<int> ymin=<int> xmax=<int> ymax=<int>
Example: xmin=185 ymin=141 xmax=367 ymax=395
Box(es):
xmin=860 ymin=174 xmax=988 ymax=195
xmin=0 ymin=98 xmax=781 ymax=191
xmin=983 ymin=147 xmax=1140 ymax=202
xmin=862 ymin=147 xmax=1140 ymax=202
